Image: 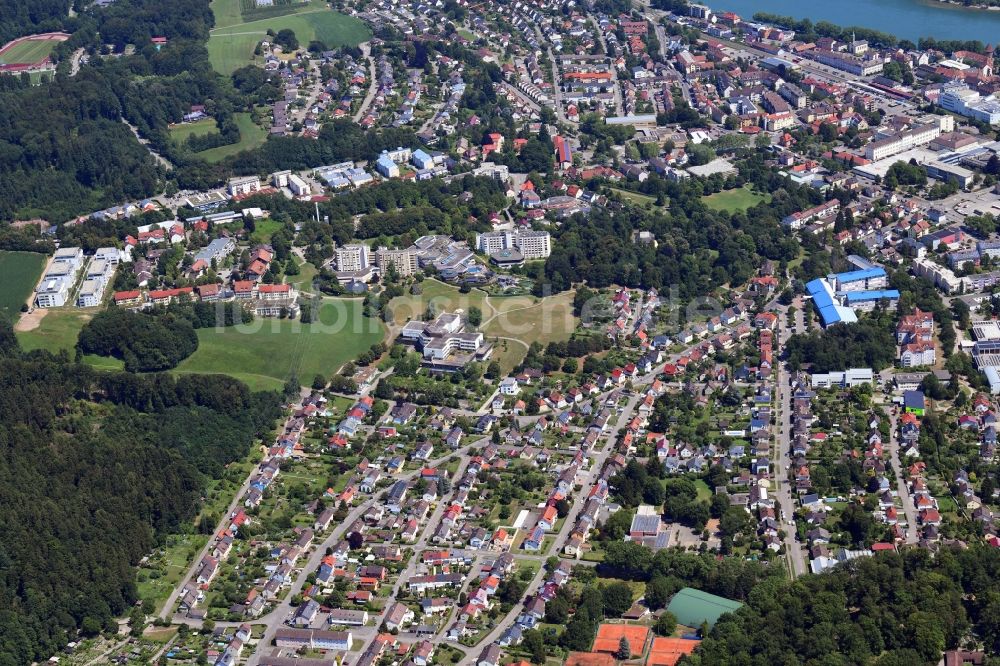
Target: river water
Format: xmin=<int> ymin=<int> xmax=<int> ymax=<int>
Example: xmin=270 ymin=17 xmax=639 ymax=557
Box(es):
xmin=709 ymin=0 xmax=1000 ymax=45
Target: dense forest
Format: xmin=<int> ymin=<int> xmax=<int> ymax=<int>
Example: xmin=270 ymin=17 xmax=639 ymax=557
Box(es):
xmin=0 ymin=322 xmax=282 ymax=665
xmin=77 ymin=307 xmax=199 ymax=372
xmin=682 ymin=547 xmax=1000 ymax=666
xmin=0 ymin=0 xmax=72 ymax=43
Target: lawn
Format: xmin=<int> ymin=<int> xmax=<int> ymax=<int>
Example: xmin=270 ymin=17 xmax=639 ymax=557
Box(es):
xmin=0 ymin=250 xmax=46 ymax=318
xmin=482 ymin=290 xmax=577 ymax=348
xmin=174 ymin=299 xmax=386 ymax=391
xmin=168 ymin=117 xmax=219 ymax=145
xmin=195 ymin=113 xmax=268 ymax=162
xmin=207 ymin=9 xmax=371 ymax=74
xmin=701 ymin=187 xmax=771 ymax=213
xmin=388 ymin=279 xmax=492 ymax=325
xmin=610 ymin=187 xmax=657 ymax=207
xmin=288 ymin=259 xmax=319 ymax=292
xmin=0 ymin=38 xmax=57 ymax=65
xmin=250 ymin=218 xmax=286 ymax=245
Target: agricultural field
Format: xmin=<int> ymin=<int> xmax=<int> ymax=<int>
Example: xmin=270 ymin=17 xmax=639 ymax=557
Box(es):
xmin=174 ymin=299 xmax=385 ymax=391
xmin=196 ymin=113 xmax=268 ymax=162
xmin=0 ymin=250 xmax=46 ymax=318
xmin=0 ymin=38 xmax=57 ymax=65
xmin=701 ymin=187 xmax=771 ymax=213
xmin=207 ymin=3 xmax=370 ymax=74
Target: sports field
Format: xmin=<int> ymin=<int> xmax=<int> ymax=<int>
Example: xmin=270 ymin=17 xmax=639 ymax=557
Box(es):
xmin=207 ymin=5 xmax=370 ymax=74
xmin=173 ymin=299 xmax=385 ymax=391
xmin=701 ymin=187 xmax=771 ymax=213
xmin=0 ymin=251 xmax=46 ymax=318
xmin=0 ymin=38 xmax=57 ymax=65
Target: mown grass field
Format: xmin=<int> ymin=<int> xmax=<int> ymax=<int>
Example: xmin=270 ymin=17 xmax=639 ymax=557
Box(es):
xmin=483 ymin=290 xmax=577 ymax=349
xmin=16 ymin=308 xmax=125 ymax=369
xmin=174 ymin=299 xmax=385 ymax=391
xmin=168 ymin=117 xmax=219 ymax=144
xmin=0 ymin=250 xmax=45 ymax=318
xmin=701 ymin=187 xmax=771 ymax=213
xmin=249 ymin=218 xmax=286 ymax=244
xmin=196 ymin=113 xmax=268 ymax=162
xmin=207 ymin=3 xmax=370 ymax=74
xmin=388 ymin=279 xmax=492 ymax=324
xmin=0 ymin=38 xmax=57 ymax=65
xmin=610 ymin=187 xmax=657 ymax=207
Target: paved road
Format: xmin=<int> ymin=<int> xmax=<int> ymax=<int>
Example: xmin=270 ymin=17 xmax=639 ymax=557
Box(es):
xmin=774 ymin=306 xmax=809 ymax=578
xmin=121 ymin=118 xmax=173 ymax=171
xmin=159 ymin=391 xmax=313 ymax=621
xmin=883 ymin=404 xmax=919 ymax=544
xmin=246 ymin=441 xmax=487 ymax=665
xmin=353 ymin=43 xmax=378 ymax=123
xmin=454 ymin=393 xmax=638 ymax=666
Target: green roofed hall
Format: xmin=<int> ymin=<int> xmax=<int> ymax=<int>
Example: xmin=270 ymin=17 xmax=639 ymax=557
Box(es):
xmin=666 ymin=587 xmax=743 ymax=629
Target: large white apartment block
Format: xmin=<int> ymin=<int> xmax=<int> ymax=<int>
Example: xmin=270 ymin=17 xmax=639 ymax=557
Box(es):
xmin=864 ymin=123 xmax=941 ymax=161
xmin=475 ymin=230 xmax=552 ymax=260
xmin=53 ymin=246 xmax=84 ymax=269
xmin=77 ymin=280 xmax=104 ymax=307
xmin=227 ymin=176 xmax=262 ymax=197
xmin=94 ymin=246 xmax=131 ymax=265
xmin=374 ymin=247 xmax=419 ymax=276
xmin=36 ymin=277 xmax=72 ymax=308
xmin=36 ymin=247 xmax=85 ymax=308
xmin=336 ymin=244 xmax=370 ymax=272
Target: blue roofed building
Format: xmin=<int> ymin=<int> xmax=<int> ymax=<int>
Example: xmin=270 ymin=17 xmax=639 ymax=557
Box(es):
xmin=832 ymin=267 xmax=888 ymax=292
xmin=806 ymin=279 xmax=858 ymax=327
xmin=840 ymin=289 xmax=901 ymax=311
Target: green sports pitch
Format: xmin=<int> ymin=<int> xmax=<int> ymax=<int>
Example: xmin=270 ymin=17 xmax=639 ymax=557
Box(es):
xmin=0 ymin=39 xmax=57 ymax=65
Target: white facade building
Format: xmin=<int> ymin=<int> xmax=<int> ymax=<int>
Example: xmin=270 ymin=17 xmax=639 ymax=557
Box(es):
xmin=336 ymin=244 xmax=370 ymax=272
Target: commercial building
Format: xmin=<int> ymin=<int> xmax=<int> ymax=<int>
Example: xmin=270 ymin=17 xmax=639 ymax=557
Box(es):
xmin=940 ymin=82 xmax=1000 ymax=125
xmin=864 ymin=124 xmax=941 ymax=161
xmin=810 ymin=368 xmax=875 ymax=389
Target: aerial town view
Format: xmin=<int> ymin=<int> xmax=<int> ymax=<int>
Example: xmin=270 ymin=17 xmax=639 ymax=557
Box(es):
xmin=10 ymin=0 xmax=1000 ymax=664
